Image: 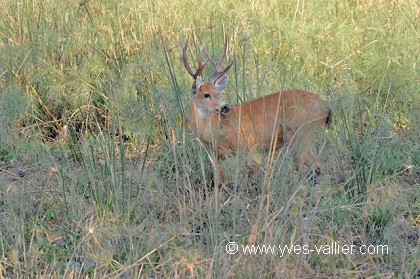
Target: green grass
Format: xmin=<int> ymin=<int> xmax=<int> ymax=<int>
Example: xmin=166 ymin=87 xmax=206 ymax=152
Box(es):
xmin=0 ymin=0 xmax=419 ymax=277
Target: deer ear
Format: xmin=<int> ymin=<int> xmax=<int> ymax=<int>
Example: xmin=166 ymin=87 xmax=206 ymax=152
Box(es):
xmin=214 ymin=75 xmax=229 ymax=91
xmin=191 ymin=76 xmax=202 ymax=96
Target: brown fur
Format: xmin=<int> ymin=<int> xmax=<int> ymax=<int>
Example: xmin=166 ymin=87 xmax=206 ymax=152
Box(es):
xmin=189 ymin=83 xmax=332 ymax=169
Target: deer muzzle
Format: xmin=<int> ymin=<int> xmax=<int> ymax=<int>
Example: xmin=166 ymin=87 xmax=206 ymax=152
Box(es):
xmin=220 ymin=104 xmax=230 ymax=114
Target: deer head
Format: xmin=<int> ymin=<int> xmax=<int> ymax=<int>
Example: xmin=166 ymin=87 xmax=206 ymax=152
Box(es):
xmin=182 ymin=36 xmax=234 ymax=116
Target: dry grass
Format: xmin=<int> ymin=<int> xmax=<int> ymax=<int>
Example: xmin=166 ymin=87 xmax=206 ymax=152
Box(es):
xmin=0 ymin=0 xmax=419 ymax=277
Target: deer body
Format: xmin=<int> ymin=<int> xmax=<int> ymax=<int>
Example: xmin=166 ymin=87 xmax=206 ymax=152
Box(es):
xmin=190 ymin=85 xmax=331 ymax=166
xmin=183 ymin=37 xmax=332 ymax=170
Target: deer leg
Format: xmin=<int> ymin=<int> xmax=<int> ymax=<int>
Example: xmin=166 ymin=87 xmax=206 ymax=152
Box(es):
xmin=294 ymin=127 xmax=324 ymax=176
xmin=284 ymin=126 xmax=315 ymax=171
xmin=213 ymin=160 xmax=225 ymax=182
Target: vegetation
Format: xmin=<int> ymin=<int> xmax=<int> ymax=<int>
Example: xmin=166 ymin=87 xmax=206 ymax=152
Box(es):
xmin=0 ymin=0 xmax=418 ymax=277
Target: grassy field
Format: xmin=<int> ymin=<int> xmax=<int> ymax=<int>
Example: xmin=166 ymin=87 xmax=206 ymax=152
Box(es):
xmin=0 ymin=0 xmax=419 ymax=277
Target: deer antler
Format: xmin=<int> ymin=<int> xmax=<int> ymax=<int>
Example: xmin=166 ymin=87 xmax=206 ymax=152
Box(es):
xmin=182 ymin=36 xmax=207 ymax=79
xmin=205 ymin=35 xmax=234 ymax=83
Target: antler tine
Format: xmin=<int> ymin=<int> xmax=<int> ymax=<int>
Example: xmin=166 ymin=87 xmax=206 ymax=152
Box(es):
xmin=182 ymin=36 xmax=196 ymax=78
xmin=182 ymin=36 xmax=208 ymax=79
xmin=204 ymin=37 xmax=226 ymax=72
xmin=217 ymin=34 xmax=228 ymax=67
xmin=212 ymin=56 xmax=234 ymax=83
xmin=206 ymin=35 xmax=234 ymax=83
xmin=204 ymin=46 xmax=218 ymax=71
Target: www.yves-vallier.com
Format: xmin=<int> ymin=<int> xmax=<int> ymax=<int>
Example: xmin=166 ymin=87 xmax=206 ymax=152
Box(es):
xmin=225 ymin=241 xmax=389 ymax=256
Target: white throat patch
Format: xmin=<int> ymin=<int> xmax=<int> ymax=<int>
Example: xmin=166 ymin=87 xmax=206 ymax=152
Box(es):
xmin=197 ymin=108 xmax=209 ymax=118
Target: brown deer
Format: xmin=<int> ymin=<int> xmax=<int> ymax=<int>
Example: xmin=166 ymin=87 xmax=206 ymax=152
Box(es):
xmin=182 ymin=36 xmax=332 ymax=176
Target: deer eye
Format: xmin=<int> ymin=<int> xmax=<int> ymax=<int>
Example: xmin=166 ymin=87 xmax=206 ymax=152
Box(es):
xmin=204 ymin=93 xmax=211 ymax=99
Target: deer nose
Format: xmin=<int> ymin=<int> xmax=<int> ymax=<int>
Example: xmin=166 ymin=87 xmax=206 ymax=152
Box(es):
xmin=221 ymin=104 xmax=230 ymax=113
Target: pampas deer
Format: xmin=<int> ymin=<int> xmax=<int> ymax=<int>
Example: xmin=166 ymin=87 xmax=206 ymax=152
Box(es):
xmin=182 ymin=36 xmax=332 ymax=177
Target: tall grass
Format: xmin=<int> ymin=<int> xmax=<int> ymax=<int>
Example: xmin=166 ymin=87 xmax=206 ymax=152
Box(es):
xmin=0 ymin=0 xmax=418 ymax=277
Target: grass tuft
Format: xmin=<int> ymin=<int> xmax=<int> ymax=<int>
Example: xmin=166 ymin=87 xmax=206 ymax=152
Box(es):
xmin=0 ymin=0 xmax=418 ymax=277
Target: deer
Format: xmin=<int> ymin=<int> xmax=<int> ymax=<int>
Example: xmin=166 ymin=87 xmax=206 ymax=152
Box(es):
xmin=182 ymin=36 xmax=332 ymax=178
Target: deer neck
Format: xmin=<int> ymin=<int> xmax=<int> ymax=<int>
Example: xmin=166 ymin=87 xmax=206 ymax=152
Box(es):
xmin=189 ymin=103 xmax=227 ymax=142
